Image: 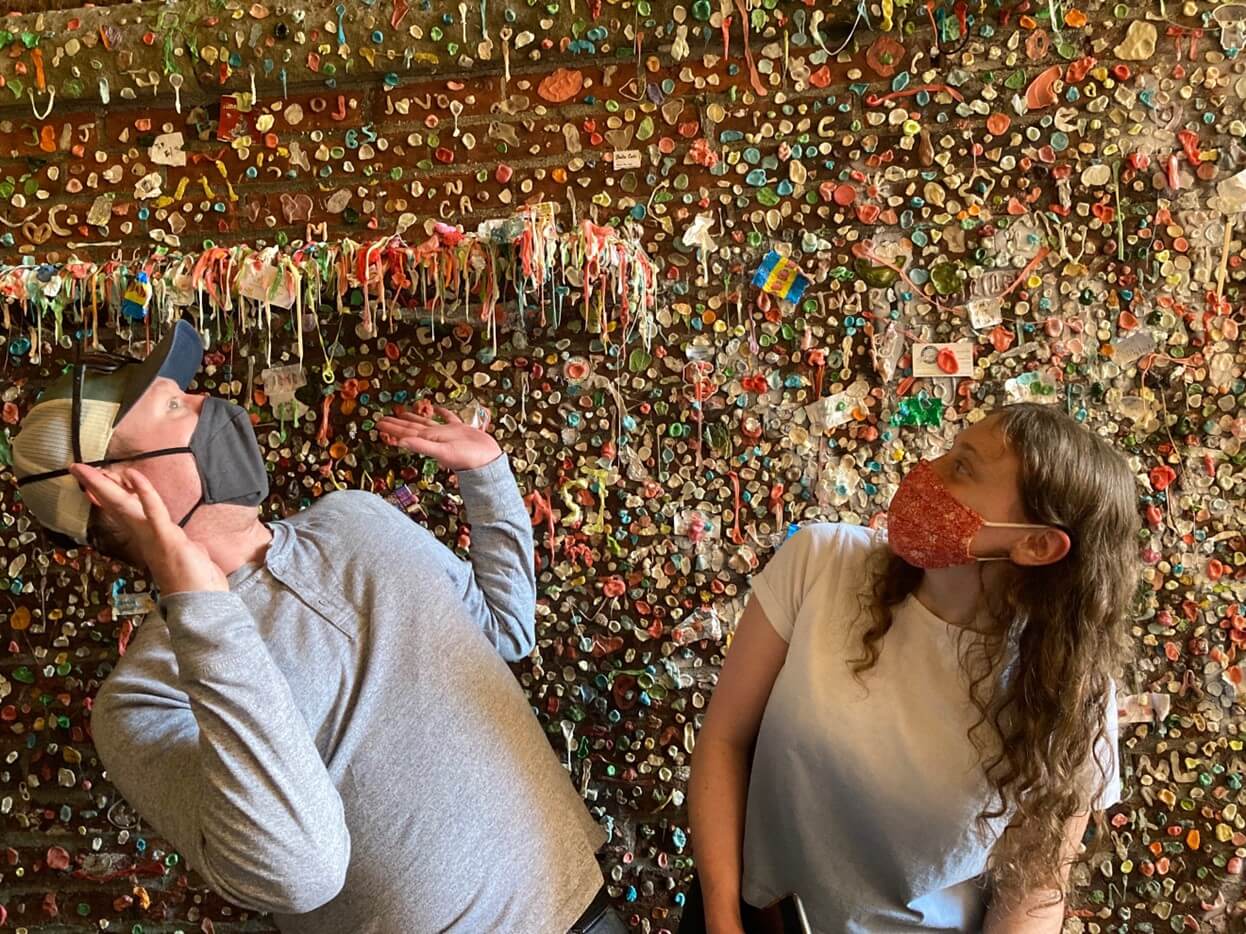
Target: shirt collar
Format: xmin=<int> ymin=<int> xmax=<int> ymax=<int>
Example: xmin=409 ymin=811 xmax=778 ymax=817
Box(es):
xmin=226 ymin=518 xmax=296 ymax=590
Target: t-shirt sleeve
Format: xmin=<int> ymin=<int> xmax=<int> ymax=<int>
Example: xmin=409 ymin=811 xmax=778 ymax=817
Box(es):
xmin=1080 ymin=679 xmax=1123 ymax=812
xmin=748 ymin=525 xmax=841 ymax=643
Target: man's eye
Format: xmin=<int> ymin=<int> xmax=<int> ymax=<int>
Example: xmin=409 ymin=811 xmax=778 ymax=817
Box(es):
xmin=168 ymin=398 xmax=180 ymax=410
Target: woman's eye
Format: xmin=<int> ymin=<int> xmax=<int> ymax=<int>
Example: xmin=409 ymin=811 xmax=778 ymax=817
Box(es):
xmin=955 ymin=460 xmax=969 ymax=476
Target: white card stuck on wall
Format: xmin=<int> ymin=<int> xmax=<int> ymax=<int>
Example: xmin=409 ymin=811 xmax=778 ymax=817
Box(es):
xmin=613 ymin=149 xmax=642 ymax=169
xmin=912 ymin=341 xmax=975 ymax=378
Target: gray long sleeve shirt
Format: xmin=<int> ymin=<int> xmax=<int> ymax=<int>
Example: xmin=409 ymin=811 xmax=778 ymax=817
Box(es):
xmin=89 ymin=454 xmax=607 ymax=933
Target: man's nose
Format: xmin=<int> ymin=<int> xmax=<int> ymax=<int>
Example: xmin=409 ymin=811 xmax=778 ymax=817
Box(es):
xmin=186 ymin=393 xmax=207 ymax=414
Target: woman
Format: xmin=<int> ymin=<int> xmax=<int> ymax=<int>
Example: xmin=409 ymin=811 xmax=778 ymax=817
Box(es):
xmin=685 ymin=404 xmax=1139 ymax=933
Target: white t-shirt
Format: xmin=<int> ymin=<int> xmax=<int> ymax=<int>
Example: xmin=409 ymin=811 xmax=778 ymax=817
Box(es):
xmin=740 ymin=523 xmax=1121 ymax=933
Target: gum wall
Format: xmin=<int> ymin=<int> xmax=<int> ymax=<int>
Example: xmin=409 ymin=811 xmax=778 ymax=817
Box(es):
xmin=0 ymin=0 xmax=1244 ymax=930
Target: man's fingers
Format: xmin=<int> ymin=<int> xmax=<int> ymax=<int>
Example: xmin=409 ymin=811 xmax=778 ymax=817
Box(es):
xmin=375 ymin=418 xmax=460 ymax=452
xmin=376 ymin=417 xmax=458 ymax=439
xmin=383 ymin=412 xmax=439 ymax=428
xmin=392 ymin=435 xmax=451 ymax=459
xmin=123 ymin=469 xmax=176 ymax=530
xmin=376 ymin=418 xmax=426 ymax=441
xmin=414 ymin=425 xmax=460 ymax=444
xmin=385 ymin=408 xmax=487 ymax=431
xmin=69 ymin=464 xmax=141 ymax=518
xmin=378 ymin=420 xmax=459 ymax=447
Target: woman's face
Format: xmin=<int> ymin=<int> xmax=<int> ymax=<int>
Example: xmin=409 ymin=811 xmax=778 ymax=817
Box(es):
xmin=928 ymin=416 xmax=1038 ymax=558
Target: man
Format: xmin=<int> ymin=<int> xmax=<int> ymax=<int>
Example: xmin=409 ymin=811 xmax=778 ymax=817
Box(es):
xmin=12 ymin=320 xmax=624 ymax=933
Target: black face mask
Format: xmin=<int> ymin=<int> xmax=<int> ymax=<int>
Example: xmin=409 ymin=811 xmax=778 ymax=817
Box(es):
xmin=168 ymin=396 xmax=271 ymax=527
xmin=18 ymin=395 xmax=269 ymax=529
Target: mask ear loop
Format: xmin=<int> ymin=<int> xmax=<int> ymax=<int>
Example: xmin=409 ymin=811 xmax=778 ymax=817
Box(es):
xmin=974 ymin=521 xmax=1071 ymax=561
xmin=979 ymin=520 xmax=1054 ymax=529
xmin=177 ymin=496 xmax=206 ymax=528
xmin=16 ymin=447 xmax=194 ymax=487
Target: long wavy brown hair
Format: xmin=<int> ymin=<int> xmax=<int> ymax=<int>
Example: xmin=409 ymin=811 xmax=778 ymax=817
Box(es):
xmin=850 ymin=403 xmax=1139 ymax=914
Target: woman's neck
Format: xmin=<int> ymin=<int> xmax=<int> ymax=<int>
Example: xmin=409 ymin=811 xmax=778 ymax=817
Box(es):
xmin=915 ymin=562 xmax=1005 ymax=632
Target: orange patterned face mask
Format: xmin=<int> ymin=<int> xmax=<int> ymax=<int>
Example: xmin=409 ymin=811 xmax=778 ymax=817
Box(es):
xmin=886 ymin=460 xmax=1053 ymax=569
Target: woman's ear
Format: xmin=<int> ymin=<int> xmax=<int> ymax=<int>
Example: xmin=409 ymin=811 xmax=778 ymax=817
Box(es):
xmin=1011 ymin=527 xmax=1071 ymax=567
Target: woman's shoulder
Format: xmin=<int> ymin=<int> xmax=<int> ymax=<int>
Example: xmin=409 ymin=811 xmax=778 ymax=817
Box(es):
xmin=752 ymin=522 xmax=885 ymax=641
xmin=782 ymin=521 xmax=884 ymax=562
xmin=762 ymin=521 xmax=885 ymax=592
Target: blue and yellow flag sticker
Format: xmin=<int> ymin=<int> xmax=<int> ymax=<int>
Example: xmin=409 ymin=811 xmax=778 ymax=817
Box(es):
xmin=751 ymin=250 xmax=810 ymax=303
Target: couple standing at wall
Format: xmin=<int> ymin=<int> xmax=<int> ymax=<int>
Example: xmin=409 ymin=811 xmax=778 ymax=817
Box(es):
xmin=13 ymin=319 xmax=1138 ymax=934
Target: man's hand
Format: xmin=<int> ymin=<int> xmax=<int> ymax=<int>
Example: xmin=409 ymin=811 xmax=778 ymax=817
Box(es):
xmin=70 ymin=464 xmax=229 ymax=596
xmin=376 ymin=405 xmax=502 ymax=472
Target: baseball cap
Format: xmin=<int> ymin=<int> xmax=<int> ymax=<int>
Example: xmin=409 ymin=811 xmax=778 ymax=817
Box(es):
xmin=12 ymin=320 xmax=205 ymax=543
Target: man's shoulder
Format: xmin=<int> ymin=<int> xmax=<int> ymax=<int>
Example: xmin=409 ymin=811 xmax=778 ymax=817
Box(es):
xmin=298 ymin=489 xmax=403 ymax=524
xmin=287 ymin=489 xmax=429 ymax=553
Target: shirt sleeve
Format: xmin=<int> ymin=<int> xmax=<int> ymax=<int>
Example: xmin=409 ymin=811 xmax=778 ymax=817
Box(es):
xmin=89 ymin=592 xmax=351 ymax=915
xmin=748 ymin=525 xmax=828 ymax=643
xmin=449 ymin=452 xmax=538 ymax=661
